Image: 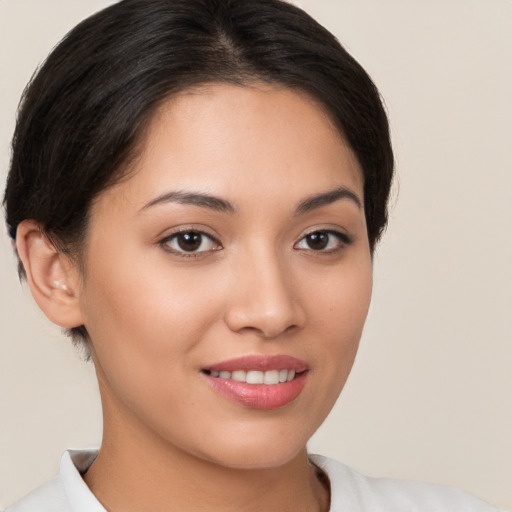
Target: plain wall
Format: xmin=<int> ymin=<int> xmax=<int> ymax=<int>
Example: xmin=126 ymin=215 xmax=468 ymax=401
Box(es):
xmin=1 ymin=0 xmax=511 ymax=509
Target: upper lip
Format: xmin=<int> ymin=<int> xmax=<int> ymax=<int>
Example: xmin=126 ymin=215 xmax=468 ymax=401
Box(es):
xmin=203 ymin=355 xmax=308 ymax=373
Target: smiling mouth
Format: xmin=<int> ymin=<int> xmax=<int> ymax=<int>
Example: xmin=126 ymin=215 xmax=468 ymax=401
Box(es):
xmin=201 ymin=355 xmax=309 ymax=408
xmin=202 ymin=369 xmax=300 ymax=385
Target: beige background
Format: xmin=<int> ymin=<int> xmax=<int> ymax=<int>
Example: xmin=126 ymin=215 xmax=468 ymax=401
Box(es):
xmin=1 ymin=0 xmax=511 ymax=509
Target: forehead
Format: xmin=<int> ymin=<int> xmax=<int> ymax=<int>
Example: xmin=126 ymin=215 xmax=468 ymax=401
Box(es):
xmin=95 ymin=83 xmax=364 ymax=214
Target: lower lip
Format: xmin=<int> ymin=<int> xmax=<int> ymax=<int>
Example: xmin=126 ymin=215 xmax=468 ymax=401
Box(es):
xmin=204 ymin=372 xmax=308 ymax=410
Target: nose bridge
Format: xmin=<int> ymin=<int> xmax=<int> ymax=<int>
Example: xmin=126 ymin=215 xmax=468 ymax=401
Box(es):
xmin=224 ymin=241 xmax=304 ymax=338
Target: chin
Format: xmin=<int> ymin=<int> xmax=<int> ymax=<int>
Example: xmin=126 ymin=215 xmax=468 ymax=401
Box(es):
xmin=205 ymin=444 xmax=307 ymax=471
xmin=188 ymin=421 xmax=313 ymax=471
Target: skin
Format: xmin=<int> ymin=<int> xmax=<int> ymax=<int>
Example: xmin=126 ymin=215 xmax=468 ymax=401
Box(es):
xmin=18 ymin=83 xmax=373 ymax=512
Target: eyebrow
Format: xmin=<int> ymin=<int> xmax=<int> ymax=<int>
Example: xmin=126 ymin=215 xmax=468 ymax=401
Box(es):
xmin=294 ymin=186 xmax=362 ymax=214
xmin=141 ymin=185 xmax=361 ymax=216
xmin=141 ymin=190 xmax=237 ymax=214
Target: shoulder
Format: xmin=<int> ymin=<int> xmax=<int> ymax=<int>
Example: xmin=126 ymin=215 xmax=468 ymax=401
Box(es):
xmin=3 ymin=475 xmax=70 ymax=512
xmin=309 ymin=454 xmax=504 ymax=512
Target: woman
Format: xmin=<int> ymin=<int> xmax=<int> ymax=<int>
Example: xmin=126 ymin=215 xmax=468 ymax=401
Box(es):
xmin=1 ymin=1 xmax=506 ymax=511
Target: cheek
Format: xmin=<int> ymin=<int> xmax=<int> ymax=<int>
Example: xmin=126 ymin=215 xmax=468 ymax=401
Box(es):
xmin=305 ymin=255 xmax=373 ymax=389
xmin=78 ymin=246 xmax=223 ymax=405
xmin=307 ymin=253 xmax=372 ymax=338
xmin=81 ymin=245 xmax=217 ymax=342
xmin=79 ymin=257 xmax=217 ymax=435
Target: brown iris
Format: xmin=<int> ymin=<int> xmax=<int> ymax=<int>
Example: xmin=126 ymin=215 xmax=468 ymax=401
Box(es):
xmin=176 ymin=231 xmax=203 ymax=251
xmin=305 ymin=231 xmax=330 ymax=250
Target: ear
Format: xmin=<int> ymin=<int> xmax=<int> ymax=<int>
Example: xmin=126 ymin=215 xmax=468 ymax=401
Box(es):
xmin=16 ymin=220 xmax=84 ymax=329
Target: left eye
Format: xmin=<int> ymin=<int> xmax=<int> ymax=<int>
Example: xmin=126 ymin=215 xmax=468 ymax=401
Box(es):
xmin=294 ymin=230 xmax=348 ymax=252
xmin=161 ymin=231 xmax=221 ymax=254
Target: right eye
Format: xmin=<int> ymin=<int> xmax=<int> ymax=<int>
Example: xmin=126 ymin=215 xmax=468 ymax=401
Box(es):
xmin=160 ymin=230 xmax=222 ymax=255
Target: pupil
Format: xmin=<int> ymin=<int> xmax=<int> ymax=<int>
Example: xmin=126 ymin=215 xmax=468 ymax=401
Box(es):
xmin=177 ymin=232 xmax=202 ymax=251
xmin=307 ymin=232 xmax=328 ymax=250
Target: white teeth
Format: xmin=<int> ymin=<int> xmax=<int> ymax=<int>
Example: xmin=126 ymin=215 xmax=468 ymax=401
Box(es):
xmin=263 ymin=369 xmax=279 ymax=385
xmin=209 ymin=369 xmax=298 ymax=385
xmin=246 ymin=370 xmax=264 ymax=384
xmin=231 ymin=370 xmax=246 ymax=382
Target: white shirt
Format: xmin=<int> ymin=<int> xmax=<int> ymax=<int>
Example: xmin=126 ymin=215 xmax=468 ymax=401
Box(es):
xmin=4 ymin=450 xmax=504 ymax=512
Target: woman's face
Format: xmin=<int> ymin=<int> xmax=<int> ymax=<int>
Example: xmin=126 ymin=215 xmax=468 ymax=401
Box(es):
xmin=78 ymin=83 xmax=372 ymax=469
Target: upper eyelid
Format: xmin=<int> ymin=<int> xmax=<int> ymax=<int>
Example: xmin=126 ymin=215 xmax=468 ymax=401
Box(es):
xmin=158 ymin=225 xmax=220 ymax=243
xmin=297 ymin=227 xmax=351 ymax=242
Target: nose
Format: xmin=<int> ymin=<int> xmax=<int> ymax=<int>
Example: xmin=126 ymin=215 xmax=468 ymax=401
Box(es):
xmin=224 ymin=249 xmax=305 ymax=339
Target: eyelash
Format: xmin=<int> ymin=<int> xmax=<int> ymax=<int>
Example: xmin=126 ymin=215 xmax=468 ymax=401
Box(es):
xmin=158 ymin=228 xmax=352 ymax=258
xmin=159 ymin=229 xmax=222 ymax=258
xmin=294 ymin=229 xmax=352 ymax=254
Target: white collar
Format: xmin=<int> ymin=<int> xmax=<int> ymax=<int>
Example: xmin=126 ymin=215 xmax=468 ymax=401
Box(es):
xmin=60 ymin=450 xmax=105 ymax=512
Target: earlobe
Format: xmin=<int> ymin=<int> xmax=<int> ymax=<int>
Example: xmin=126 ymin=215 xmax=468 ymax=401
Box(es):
xmin=16 ymin=220 xmax=84 ymax=329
